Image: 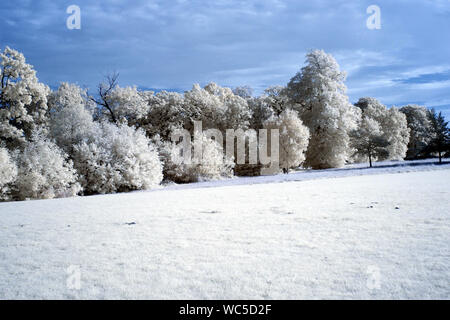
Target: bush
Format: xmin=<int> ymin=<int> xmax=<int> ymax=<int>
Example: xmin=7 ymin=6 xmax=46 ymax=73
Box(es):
xmin=14 ymin=133 xmax=80 ymax=200
xmin=160 ymin=133 xmax=234 ymax=183
xmin=73 ymin=122 xmax=163 ymax=194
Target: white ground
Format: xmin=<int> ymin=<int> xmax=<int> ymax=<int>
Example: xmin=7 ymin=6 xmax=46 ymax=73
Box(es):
xmin=0 ymin=160 xmax=449 ymax=299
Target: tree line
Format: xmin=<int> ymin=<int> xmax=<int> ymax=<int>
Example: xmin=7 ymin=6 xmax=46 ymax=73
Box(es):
xmin=0 ymin=47 xmax=449 ymax=201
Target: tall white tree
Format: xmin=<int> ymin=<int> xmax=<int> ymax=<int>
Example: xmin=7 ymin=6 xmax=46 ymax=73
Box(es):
xmin=263 ymin=109 xmax=310 ymax=173
xmin=384 ymin=107 xmax=410 ymax=160
xmin=286 ymin=50 xmax=359 ymax=169
xmin=48 ymin=83 xmax=97 ymax=154
xmin=0 ymin=47 xmax=50 ymax=148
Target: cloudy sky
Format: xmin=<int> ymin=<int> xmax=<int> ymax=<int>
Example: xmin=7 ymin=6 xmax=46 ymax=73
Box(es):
xmin=1 ymin=0 xmax=449 ymax=117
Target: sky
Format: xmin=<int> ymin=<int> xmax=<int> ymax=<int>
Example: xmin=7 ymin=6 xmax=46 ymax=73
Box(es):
xmin=1 ymin=0 xmax=450 ymax=118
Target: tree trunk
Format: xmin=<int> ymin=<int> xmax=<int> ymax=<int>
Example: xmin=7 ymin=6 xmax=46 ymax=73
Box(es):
xmin=439 ymin=151 xmax=442 ymax=163
xmin=368 ymin=152 xmax=372 ymax=168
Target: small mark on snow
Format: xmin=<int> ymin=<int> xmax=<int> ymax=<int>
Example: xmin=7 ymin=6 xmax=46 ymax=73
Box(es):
xmin=202 ymin=210 xmax=219 ymax=214
xmin=271 ymin=207 xmax=295 ymax=215
xmin=395 ymin=207 xmax=400 ymax=210
xmin=125 ymin=222 xmax=137 ymax=225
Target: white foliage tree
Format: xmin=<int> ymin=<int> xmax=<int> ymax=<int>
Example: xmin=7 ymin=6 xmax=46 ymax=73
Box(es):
xmin=247 ymin=86 xmax=290 ymax=130
xmin=262 ymin=86 xmax=290 ymax=116
xmin=248 ymin=96 xmax=275 ymax=130
xmin=144 ymin=90 xmax=187 ymax=140
xmin=286 ymin=50 xmax=359 ymax=169
xmin=14 ymin=132 xmax=80 ymax=200
xmin=355 ymin=97 xmax=409 ymax=160
xmin=350 ymin=116 xmax=390 ymax=167
xmin=48 ymin=83 xmax=97 ymax=154
xmin=73 ymin=122 xmax=162 ymax=194
xmin=400 ymin=105 xmax=432 ymax=159
xmin=161 ymin=133 xmax=234 ymax=183
xmin=263 ymin=109 xmax=310 ymax=173
xmin=384 ymin=107 xmax=410 ymax=160
xmin=107 ymin=86 xmax=150 ymax=126
xmin=232 ymin=85 xmax=253 ymax=99
xmin=0 ymin=47 xmax=50 ymax=148
xmin=184 ymin=83 xmax=252 ymax=132
xmin=0 ymin=147 xmax=17 ymax=200
xmin=183 ymin=83 xmax=252 ymax=175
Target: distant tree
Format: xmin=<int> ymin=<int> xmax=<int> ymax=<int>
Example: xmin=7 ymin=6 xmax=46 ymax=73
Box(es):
xmin=89 ymin=72 xmax=120 ymax=123
xmin=355 ymin=98 xmax=409 ymax=161
xmin=105 ymin=85 xmax=150 ymax=126
xmin=350 ymin=117 xmax=390 ymax=167
xmin=399 ymin=105 xmax=432 ymax=159
xmin=263 ymin=86 xmax=290 ymax=116
xmin=286 ymin=50 xmax=359 ymax=169
xmin=424 ymin=109 xmax=449 ymax=163
xmin=144 ymin=90 xmax=187 ymax=140
xmin=184 ymin=83 xmax=252 ymax=132
xmin=247 ymin=96 xmax=275 ymax=130
xmin=233 ymin=86 xmax=253 ymax=99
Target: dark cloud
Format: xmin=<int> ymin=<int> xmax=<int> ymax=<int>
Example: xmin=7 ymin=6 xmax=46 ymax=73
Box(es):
xmin=394 ymin=71 xmax=450 ymax=84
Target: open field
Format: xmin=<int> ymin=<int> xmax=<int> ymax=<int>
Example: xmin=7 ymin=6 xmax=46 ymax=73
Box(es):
xmin=1 ymin=160 xmax=449 ymax=299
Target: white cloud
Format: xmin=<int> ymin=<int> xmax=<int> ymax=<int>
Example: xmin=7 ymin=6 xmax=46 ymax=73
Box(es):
xmin=1 ymin=0 xmax=449 ymax=118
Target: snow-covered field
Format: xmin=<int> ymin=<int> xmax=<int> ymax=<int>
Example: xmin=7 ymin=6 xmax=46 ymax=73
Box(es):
xmin=0 ymin=160 xmax=449 ymax=299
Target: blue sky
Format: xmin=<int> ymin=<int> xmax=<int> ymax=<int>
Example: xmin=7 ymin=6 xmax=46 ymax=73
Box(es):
xmin=1 ymin=0 xmax=450 ymax=118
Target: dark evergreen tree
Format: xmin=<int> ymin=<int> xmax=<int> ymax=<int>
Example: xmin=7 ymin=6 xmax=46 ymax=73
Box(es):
xmin=424 ymin=109 xmax=449 ymax=163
